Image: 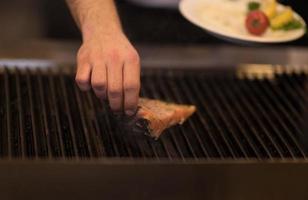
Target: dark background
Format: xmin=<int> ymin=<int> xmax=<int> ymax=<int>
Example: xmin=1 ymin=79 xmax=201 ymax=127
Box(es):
xmin=41 ymin=0 xmax=308 ymax=46
xmin=0 ymin=0 xmax=306 ymax=46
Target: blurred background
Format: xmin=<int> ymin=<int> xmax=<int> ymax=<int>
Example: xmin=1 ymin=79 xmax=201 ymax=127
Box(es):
xmin=0 ymin=0 xmax=306 ymax=46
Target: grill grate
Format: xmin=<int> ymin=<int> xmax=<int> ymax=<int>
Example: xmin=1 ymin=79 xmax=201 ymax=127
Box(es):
xmin=0 ymin=66 xmax=307 ymax=160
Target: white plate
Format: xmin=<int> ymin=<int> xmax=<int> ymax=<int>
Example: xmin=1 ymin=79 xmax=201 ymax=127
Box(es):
xmin=179 ymin=0 xmax=306 ymax=43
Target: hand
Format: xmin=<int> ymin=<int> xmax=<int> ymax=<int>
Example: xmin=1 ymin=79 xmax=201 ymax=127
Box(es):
xmin=75 ymin=30 xmax=140 ymax=115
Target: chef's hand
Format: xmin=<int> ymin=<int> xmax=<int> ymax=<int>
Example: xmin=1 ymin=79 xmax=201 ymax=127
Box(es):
xmin=76 ymin=31 xmax=140 ymax=115
xmin=66 ymin=0 xmax=140 ymax=115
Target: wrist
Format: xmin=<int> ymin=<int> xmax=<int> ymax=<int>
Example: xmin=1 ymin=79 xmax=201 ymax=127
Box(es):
xmin=81 ymin=19 xmax=123 ymax=42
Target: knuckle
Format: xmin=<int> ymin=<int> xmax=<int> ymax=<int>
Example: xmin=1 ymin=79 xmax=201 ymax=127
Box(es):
xmin=127 ymin=50 xmax=140 ymax=64
xmin=124 ymin=83 xmax=139 ymax=93
xmin=110 ymin=105 xmax=121 ymax=112
xmin=108 ymin=87 xmax=122 ymax=98
xmin=75 ymin=76 xmax=88 ymax=85
xmin=125 ymin=99 xmax=138 ymax=109
xmin=108 ymin=49 xmax=121 ymax=62
xmin=91 ymin=80 xmax=106 ymax=91
xmin=125 ymin=101 xmax=138 ymax=114
xmin=89 ymin=52 xmax=103 ymax=63
xmin=109 ymin=99 xmax=122 ymax=111
xmin=77 ymin=49 xmax=88 ymax=63
xmin=94 ymin=90 xmax=106 ymax=98
xmin=75 ymin=77 xmax=90 ymax=91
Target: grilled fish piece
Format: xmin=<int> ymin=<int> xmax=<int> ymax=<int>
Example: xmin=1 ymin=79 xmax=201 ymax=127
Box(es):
xmin=135 ymin=98 xmax=196 ymax=139
xmin=114 ymin=98 xmax=196 ymax=139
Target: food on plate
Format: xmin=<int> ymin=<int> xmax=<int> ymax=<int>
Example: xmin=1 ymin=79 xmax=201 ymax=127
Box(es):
xmin=245 ymin=0 xmax=305 ymax=36
xmin=136 ymin=98 xmax=196 ymax=139
xmin=270 ymin=7 xmax=294 ymax=29
xmin=248 ymin=1 xmax=260 ymax=12
xmin=282 ymin=20 xmax=303 ymax=31
xmin=245 ymin=10 xmax=269 ymax=36
xmin=262 ymin=0 xmax=277 ymax=19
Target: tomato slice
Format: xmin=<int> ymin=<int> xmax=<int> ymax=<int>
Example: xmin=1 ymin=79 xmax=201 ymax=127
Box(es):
xmin=246 ymin=10 xmax=269 ymax=36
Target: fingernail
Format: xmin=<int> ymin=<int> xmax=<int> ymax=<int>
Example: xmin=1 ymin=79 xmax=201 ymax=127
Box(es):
xmin=126 ymin=110 xmax=135 ymax=116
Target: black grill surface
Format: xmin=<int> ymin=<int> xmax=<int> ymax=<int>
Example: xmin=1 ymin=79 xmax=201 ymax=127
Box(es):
xmin=0 ymin=66 xmax=307 ymax=160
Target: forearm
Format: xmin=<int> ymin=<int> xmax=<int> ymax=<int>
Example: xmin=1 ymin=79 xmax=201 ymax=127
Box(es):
xmin=66 ymin=0 xmax=122 ymax=41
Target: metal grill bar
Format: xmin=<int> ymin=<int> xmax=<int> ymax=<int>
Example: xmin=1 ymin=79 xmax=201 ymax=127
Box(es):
xmin=163 ymin=72 xmax=210 ymax=159
xmin=199 ymin=78 xmax=249 ymax=158
xmin=163 ymin=75 xmax=207 ymax=158
xmin=59 ymin=74 xmax=80 ymax=158
xmin=234 ymin=78 xmax=286 ymax=158
xmin=5 ymin=69 xmax=12 ymax=158
xmin=0 ymin=69 xmax=5 ymax=157
xmin=139 ymin=87 xmax=160 ymax=159
xmin=263 ymin=78 xmax=302 ymax=124
xmin=143 ymin=77 xmax=179 ymax=159
xmin=224 ymin=77 xmax=273 ymax=159
xmin=1 ymin=69 xmax=9 ymax=157
xmin=119 ymin=133 xmax=134 ymax=158
xmin=216 ymin=77 xmax=264 ymax=159
xmin=0 ymin=66 xmax=306 ymax=160
xmin=156 ymin=74 xmax=197 ymax=159
xmin=72 ymin=80 xmax=94 ymax=157
xmin=254 ymin=79 xmax=305 ymax=158
xmin=278 ymin=74 xmax=305 ymax=111
xmin=37 ymin=69 xmax=52 ymax=158
xmin=178 ymin=78 xmax=224 ymax=158
xmin=245 ymin=79 xmax=302 ymax=158
xmin=26 ymin=70 xmax=39 ymax=158
xmin=151 ymin=76 xmax=187 ymax=160
xmin=83 ymin=92 xmax=106 ymax=157
xmin=187 ymin=78 xmax=237 ymax=158
xmin=48 ymin=72 xmax=66 ymax=157
xmin=132 ymin=137 xmax=147 ymax=158
xmin=141 ymin=82 xmax=173 ymax=159
xmin=92 ymin=96 xmax=120 ymax=157
xmin=286 ymin=73 xmax=306 ymax=101
xmin=208 ymin=77 xmax=261 ymax=159
xmin=15 ymin=69 xmax=25 ymax=158
xmin=286 ymin=74 xmax=308 ymax=126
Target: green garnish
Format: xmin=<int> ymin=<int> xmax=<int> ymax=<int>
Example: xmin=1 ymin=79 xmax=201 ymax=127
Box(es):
xmin=248 ymin=1 xmax=261 ymax=11
xmin=272 ymin=19 xmax=304 ymax=31
xmin=282 ymin=19 xmax=303 ymax=30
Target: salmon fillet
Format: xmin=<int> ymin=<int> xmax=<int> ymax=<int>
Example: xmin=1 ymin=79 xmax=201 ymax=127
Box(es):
xmin=136 ymin=98 xmax=196 ymax=139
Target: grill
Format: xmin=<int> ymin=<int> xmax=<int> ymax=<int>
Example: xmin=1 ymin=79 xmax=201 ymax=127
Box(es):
xmin=0 ymin=64 xmax=308 ymax=200
xmin=0 ymin=66 xmax=307 ymax=160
